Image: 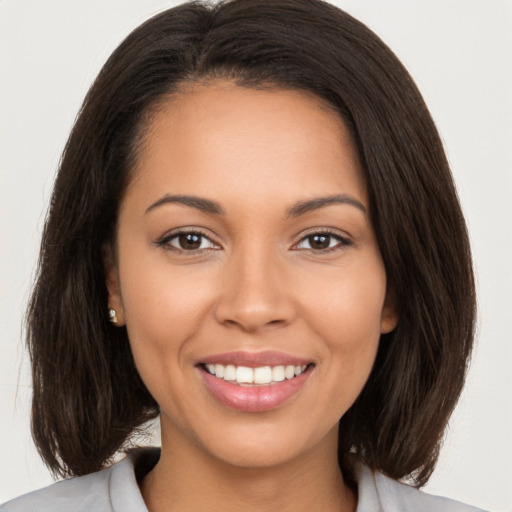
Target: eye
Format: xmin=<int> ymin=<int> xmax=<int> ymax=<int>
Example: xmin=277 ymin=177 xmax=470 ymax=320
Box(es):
xmin=158 ymin=230 xmax=220 ymax=252
xmin=294 ymin=231 xmax=351 ymax=252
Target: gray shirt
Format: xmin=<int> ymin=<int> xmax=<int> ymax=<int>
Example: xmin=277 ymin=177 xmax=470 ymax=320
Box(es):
xmin=0 ymin=448 xmax=486 ymax=511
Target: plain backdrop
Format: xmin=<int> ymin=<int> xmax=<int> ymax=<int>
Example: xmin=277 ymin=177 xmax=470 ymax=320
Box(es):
xmin=1 ymin=1 xmax=511 ymax=510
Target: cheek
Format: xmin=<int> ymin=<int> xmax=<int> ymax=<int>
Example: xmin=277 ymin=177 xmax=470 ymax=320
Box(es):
xmin=118 ymin=227 xmax=212 ymax=331
xmin=116 ymin=245 xmax=216 ymax=386
xmin=298 ymin=254 xmax=386 ymax=389
xmin=303 ymin=255 xmax=387 ymax=342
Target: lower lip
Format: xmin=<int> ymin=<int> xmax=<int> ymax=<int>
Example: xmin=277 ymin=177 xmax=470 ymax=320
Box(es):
xmin=200 ymin=367 xmax=312 ymax=413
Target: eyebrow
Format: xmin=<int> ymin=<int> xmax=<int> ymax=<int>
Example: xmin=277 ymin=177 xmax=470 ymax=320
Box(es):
xmin=145 ymin=194 xmax=225 ymax=215
xmin=144 ymin=193 xmax=366 ymax=218
xmin=286 ymin=194 xmax=367 ymax=218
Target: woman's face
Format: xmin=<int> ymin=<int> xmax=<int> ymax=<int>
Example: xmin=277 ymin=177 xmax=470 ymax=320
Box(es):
xmin=107 ymin=82 xmax=397 ymax=469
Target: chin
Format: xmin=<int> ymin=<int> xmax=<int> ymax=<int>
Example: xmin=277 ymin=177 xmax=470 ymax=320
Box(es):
xmin=192 ymin=417 xmax=338 ymax=471
xmin=210 ymin=441 xmax=307 ymax=470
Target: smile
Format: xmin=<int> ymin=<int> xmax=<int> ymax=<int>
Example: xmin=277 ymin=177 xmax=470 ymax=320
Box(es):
xmin=198 ymin=353 xmax=314 ymax=412
xmin=203 ymin=363 xmax=308 ymax=386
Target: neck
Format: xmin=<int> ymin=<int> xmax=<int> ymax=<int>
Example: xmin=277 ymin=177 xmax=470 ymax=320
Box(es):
xmin=141 ymin=424 xmax=356 ymax=512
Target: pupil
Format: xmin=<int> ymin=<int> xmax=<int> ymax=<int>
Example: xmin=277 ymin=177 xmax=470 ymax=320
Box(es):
xmin=310 ymin=234 xmax=330 ymax=250
xmin=179 ymin=233 xmax=201 ymax=249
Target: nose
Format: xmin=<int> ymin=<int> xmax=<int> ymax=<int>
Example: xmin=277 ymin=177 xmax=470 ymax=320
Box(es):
xmin=214 ymin=245 xmax=296 ymax=333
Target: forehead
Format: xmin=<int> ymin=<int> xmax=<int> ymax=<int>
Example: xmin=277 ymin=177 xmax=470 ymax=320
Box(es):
xmin=127 ymin=81 xmax=367 ymax=210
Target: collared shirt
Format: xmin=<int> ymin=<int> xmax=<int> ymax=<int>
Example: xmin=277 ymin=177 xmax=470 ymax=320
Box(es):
xmin=0 ymin=448 xmax=487 ymax=512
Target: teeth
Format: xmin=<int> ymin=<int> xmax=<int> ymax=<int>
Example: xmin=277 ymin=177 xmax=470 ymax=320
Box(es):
xmin=224 ymin=364 xmax=236 ymax=381
xmin=236 ymin=366 xmax=254 ymax=384
xmin=214 ymin=364 xmax=225 ymax=378
xmin=284 ymin=365 xmax=295 ymax=379
xmin=254 ymin=366 xmax=272 ymax=384
xmin=204 ymin=363 xmax=308 ymax=385
xmin=272 ymin=366 xmax=286 ymax=382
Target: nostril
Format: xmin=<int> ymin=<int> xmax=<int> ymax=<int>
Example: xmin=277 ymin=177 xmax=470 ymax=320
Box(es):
xmin=220 ymin=317 xmax=287 ymax=332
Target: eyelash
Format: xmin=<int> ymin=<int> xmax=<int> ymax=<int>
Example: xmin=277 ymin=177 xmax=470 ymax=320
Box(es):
xmin=292 ymin=229 xmax=352 ymax=253
xmin=155 ymin=228 xmax=352 ymax=255
xmin=155 ymin=229 xmax=220 ymax=254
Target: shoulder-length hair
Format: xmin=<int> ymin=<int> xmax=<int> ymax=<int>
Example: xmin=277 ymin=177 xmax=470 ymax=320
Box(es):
xmin=27 ymin=0 xmax=475 ymax=486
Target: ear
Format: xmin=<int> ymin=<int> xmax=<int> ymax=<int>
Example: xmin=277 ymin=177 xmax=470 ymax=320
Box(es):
xmin=103 ymin=244 xmax=125 ymax=326
xmin=380 ymin=286 xmax=399 ymax=334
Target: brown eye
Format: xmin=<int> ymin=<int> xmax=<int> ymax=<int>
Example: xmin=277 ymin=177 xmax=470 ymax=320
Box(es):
xmin=307 ymin=234 xmax=331 ymax=250
xmin=294 ymin=231 xmax=351 ymax=252
xmin=158 ymin=231 xmax=219 ymax=252
xmin=177 ymin=233 xmax=203 ymax=250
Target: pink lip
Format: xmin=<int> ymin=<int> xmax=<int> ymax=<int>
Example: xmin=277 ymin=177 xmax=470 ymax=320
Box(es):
xmin=199 ymin=364 xmax=313 ymax=414
xmin=199 ymin=350 xmax=311 ymax=368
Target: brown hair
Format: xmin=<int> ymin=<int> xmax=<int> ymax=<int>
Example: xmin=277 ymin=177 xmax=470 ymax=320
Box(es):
xmin=27 ymin=0 xmax=475 ymax=486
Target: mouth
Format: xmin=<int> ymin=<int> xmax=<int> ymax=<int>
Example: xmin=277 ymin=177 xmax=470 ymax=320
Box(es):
xmin=200 ymin=363 xmax=311 ymax=386
xmin=197 ymin=353 xmax=315 ymax=412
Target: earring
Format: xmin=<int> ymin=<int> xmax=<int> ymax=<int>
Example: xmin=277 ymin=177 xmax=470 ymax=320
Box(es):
xmin=109 ymin=309 xmax=118 ymax=324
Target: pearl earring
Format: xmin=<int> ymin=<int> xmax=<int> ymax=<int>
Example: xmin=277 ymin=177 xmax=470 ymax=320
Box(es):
xmin=109 ymin=309 xmax=118 ymax=324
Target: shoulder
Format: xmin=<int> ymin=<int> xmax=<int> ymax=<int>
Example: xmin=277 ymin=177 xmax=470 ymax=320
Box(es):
xmin=0 ymin=448 xmax=159 ymax=512
xmin=0 ymin=469 xmax=114 ymax=512
xmin=355 ymin=463 xmax=488 ymax=512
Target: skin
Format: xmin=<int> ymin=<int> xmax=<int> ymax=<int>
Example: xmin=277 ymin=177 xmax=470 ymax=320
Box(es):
xmin=107 ymin=81 xmax=398 ymax=512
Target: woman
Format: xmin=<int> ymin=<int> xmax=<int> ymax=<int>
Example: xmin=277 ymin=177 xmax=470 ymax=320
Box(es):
xmin=1 ymin=0 xmax=485 ymax=510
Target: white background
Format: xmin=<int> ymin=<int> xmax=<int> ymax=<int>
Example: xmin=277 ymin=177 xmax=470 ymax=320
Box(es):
xmin=1 ymin=1 xmax=511 ymax=510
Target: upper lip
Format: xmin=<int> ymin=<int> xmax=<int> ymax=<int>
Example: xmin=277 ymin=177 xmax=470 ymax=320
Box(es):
xmin=199 ymin=351 xmax=312 ymax=368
